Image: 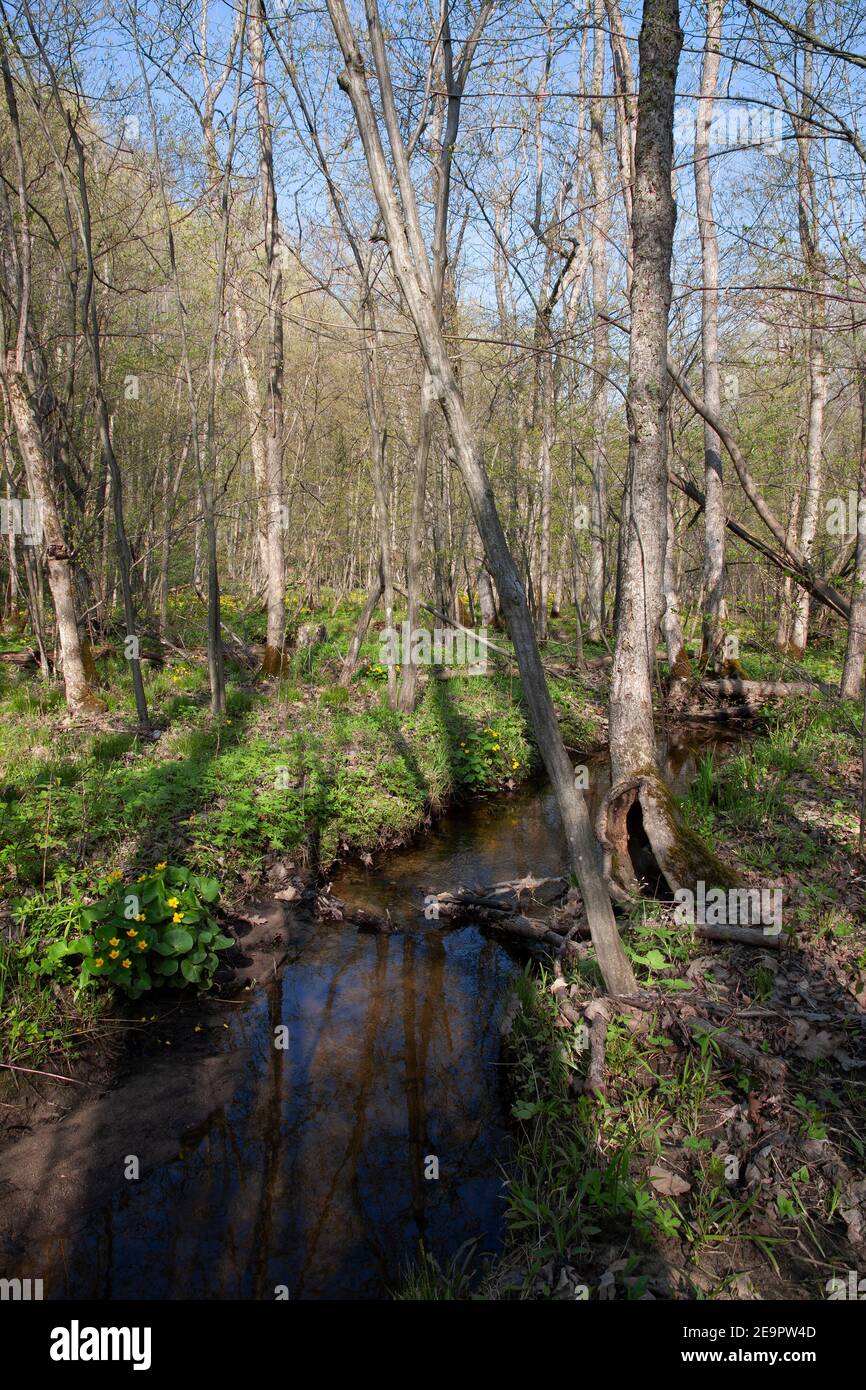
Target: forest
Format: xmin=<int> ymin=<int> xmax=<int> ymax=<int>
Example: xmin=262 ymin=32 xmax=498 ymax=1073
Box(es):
xmin=0 ymin=0 xmax=865 ymax=1323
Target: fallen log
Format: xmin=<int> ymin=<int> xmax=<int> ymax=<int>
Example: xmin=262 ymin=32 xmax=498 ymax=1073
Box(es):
xmin=681 ymin=1015 xmax=787 ymax=1083
xmin=482 ymin=912 xmax=564 ymax=950
xmin=695 ymin=923 xmax=783 ymax=949
xmin=696 ymin=678 xmax=836 ymax=701
xmin=584 ymin=999 xmax=611 ymax=1099
xmin=0 ymin=647 xmax=39 ymax=669
xmin=434 ymin=875 xmax=568 ymax=916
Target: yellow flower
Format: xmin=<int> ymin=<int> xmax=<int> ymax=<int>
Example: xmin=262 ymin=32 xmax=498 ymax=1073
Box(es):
xmin=226 ymin=719 xmax=232 ymax=726
xmin=167 ymin=897 xmax=179 ymax=908
xmin=121 ymin=958 xmax=131 ymax=969
xmin=94 ymin=957 xmax=104 ymax=968
xmin=155 ymin=862 xmax=167 ymax=871
xmin=512 ymin=760 xmax=520 ymax=769
xmin=136 ymin=913 xmax=145 ymax=922
xmin=127 ymin=928 xmax=138 ymax=938
xmin=109 ymin=950 xmax=120 ymax=960
xmin=108 ymin=870 xmax=122 ymax=881
xmin=109 ymin=937 xmax=120 ymax=947
xmin=137 ymin=941 xmax=148 ymax=951
xmin=172 ymin=912 xmax=184 ymax=924
xmin=492 ymin=744 xmax=500 ymax=751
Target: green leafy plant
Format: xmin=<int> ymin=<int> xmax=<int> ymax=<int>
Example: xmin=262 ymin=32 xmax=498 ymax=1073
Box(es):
xmin=42 ymin=865 xmax=232 ymax=1000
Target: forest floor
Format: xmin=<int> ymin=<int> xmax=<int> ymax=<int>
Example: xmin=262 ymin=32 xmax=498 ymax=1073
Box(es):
xmin=471 ymin=699 xmax=866 ymax=1302
xmin=1 ymin=592 xmax=864 ymax=1300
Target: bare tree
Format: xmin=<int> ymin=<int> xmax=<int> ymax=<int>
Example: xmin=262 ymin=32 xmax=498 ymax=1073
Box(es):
xmin=0 ymin=28 xmax=96 ymax=717
xmin=249 ymin=0 xmax=286 ymax=674
xmin=587 ymin=0 xmax=610 ymax=641
xmin=695 ymin=0 xmax=727 ymax=670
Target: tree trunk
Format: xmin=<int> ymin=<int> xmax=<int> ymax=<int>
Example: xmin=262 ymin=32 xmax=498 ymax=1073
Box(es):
xmin=340 ymin=566 xmax=384 ymax=685
xmin=537 ymin=342 xmax=554 ymax=643
xmin=662 ymin=477 xmax=689 ymax=676
xmin=4 ymin=364 xmax=97 ymax=715
xmin=588 ymin=0 xmax=609 ymax=641
xmin=231 ymin=292 xmax=271 ymax=589
xmin=250 ymin=0 xmax=286 ymax=674
xmin=609 ymin=0 xmax=682 ymax=786
xmin=789 ymin=2 xmax=826 ymax=660
xmin=399 ymin=370 xmax=433 ymax=710
xmin=841 ymin=367 xmax=866 ymax=696
xmin=695 ymin=0 xmax=727 ymax=670
xmin=603 ymin=0 xmax=728 ymax=900
xmin=361 ymin=304 xmax=397 ymax=709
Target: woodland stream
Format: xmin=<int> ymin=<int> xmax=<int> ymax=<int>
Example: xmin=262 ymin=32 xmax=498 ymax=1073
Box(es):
xmin=6 ymin=724 xmax=745 ymax=1300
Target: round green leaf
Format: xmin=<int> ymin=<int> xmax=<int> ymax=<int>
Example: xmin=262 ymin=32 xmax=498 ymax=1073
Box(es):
xmin=162 ymin=928 xmax=194 ymax=953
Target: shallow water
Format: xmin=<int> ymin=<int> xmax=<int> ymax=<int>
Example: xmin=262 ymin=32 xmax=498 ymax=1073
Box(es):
xmin=15 ymin=723 xmax=742 ymax=1300
xmin=37 ymin=921 xmax=515 ymax=1300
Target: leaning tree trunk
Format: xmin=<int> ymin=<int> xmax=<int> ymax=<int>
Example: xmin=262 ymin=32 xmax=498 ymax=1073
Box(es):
xmin=327 ymin=0 xmax=636 ymax=995
xmin=602 ymin=0 xmax=732 ymax=900
xmin=339 ymin=566 xmax=384 ymax=686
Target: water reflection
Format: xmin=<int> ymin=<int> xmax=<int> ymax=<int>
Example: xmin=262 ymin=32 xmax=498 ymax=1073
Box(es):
xmin=34 ymin=922 xmax=516 ymax=1300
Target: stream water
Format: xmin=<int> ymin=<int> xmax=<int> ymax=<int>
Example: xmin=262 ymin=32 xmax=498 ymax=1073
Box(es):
xmin=12 ymin=725 xmax=742 ymax=1301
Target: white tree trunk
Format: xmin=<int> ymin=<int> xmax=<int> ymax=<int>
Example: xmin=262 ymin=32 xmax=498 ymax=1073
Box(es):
xmin=695 ymin=0 xmax=727 ymax=669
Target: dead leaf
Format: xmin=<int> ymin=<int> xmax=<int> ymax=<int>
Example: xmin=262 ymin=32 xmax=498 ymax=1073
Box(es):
xmin=649 ymin=1165 xmax=691 ymax=1197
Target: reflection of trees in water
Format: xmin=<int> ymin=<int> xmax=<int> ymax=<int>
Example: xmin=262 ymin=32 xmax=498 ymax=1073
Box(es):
xmin=264 ymin=927 xmax=514 ymax=1296
xmin=402 ymin=932 xmax=427 ymax=1243
xmin=293 ymin=933 xmax=391 ymax=1295
xmin=249 ymin=979 xmax=286 ymax=1298
xmin=28 ymin=923 xmax=516 ymax=1299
